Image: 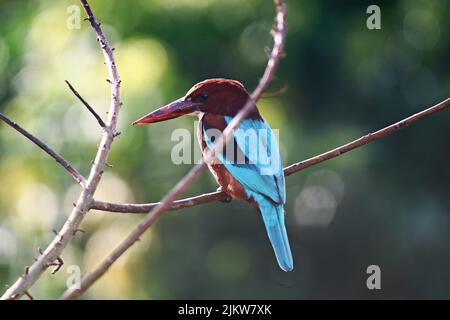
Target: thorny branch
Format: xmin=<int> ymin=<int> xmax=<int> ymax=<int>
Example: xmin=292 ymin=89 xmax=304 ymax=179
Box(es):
xmin=0 ymin=0 xmax=121 ymax=300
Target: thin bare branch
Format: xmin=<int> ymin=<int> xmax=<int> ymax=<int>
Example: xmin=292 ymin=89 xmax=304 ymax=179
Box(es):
xmin=91 ymin=191 xmax=228 ymax=213
xmin=283 ymin=97 xmax=450 ymax=176
xmin=89 ymin=95 xmax=450 ymax=214
xmin=60 ymin=0 xmax=288 ymax=300
xmin=65 ymin=80 xmax=106 ymax=128
xmin=0 ymin=112 xmax=87 ymax=187
xmin=0 ymin=0 xmax=121 ymax=300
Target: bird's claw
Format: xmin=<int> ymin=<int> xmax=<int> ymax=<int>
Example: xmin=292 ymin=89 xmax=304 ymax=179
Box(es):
xmin=216 ymin=187 xmax=232 ymax=203
xmin=221 ymin=196 xmax=232 ymax=203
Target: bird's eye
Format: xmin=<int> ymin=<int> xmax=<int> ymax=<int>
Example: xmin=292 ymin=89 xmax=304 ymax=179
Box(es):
xmin=199 ymin=93 xmax=208 ymax=101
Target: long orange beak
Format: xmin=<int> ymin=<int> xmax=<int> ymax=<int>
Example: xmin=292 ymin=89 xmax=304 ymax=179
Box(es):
xmin=133 ymin=98 xmax=201 ymax=125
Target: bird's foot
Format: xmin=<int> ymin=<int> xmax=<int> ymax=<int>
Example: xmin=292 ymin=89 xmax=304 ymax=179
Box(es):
xmin=217 ymin=187 xmax=232 ymax=203
xmin=221 ymin=196 xmax=232 ymax=203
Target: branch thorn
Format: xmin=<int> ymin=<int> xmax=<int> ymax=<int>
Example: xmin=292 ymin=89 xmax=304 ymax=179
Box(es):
xmin=73 ymin=229 xmax=85 ymax=236
xmin=24 ymin=291 xmax=34 ymax=300
xmin=50 ymin=257 xmax=64 ymax=275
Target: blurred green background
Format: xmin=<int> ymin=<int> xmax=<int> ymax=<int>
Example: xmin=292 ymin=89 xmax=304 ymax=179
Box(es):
xmin=0 ymin=0 xmax=449 ymax=299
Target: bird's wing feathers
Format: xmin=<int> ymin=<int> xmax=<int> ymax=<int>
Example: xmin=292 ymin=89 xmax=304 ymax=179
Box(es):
xmin=202 ymin=115 xmax=285 ymax=204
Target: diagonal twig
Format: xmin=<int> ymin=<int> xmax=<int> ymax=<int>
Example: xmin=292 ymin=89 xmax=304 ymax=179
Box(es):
xmin=0 ymin=112 xmax=87 ymax=187
xmin=283 ymin=97 xmax=450 ymax=175
xmin=65 ymin=80 xmax=106 ymax=128
xmin=60 ymin=0 xmax=287 ymax=300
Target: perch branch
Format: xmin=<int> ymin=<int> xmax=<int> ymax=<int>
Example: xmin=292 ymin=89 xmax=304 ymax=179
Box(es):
xmin=0 ymin=112 xmax=87 ymax=187
xmin=283 ymin=97 xmax=450 ymax=175
xmin=60 ymin=0 xmax=287 ymax=300
xmin=64 ymin=80 xmax=106 ymax=128
xmin=90 ymin=95 xmax=450 ymax=214
xmin=91 ymin=191 xmax=227 ymax=213
xmin=0 ymin=0 xmax=121 ymax=300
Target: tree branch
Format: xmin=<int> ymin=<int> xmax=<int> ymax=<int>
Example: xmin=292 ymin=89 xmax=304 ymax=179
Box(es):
xmin=89 ymin=95 xmax=450 ymax=214
xmin=64 ymin=80 xmax=106 ymax=128
xmin=283 ymin=97 xmax=450 ymax=176
xmin=0 ymin=112 xmax=87 ymax=187
xmin=91 ymin=190 xmax=227 ymax=213
xmin=0 ymin=0 xmax=121 ymax=300
xmin=60 ymin=0 xmax=287 ymax=300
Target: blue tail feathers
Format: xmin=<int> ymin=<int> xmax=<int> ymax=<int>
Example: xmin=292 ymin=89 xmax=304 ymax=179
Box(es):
xmin=256 ymin=195 xmax=294 ymax=272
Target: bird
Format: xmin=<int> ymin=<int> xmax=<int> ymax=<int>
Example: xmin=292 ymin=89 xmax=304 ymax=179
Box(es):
xmin=133 ymin=78 xmax=294 ymax=272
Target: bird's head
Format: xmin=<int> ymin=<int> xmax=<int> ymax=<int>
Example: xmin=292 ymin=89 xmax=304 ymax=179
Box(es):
xmin=133 ymin=78 xmax=256 ymax=125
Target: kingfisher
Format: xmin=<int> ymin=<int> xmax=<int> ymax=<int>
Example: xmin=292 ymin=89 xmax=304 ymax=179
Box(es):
xmin=133 ymin=78 xmax=294 ymax=272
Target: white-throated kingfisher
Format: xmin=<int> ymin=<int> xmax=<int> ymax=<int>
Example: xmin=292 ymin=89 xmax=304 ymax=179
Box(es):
xmin=133 ymin=79 xmax=294 ymax=272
